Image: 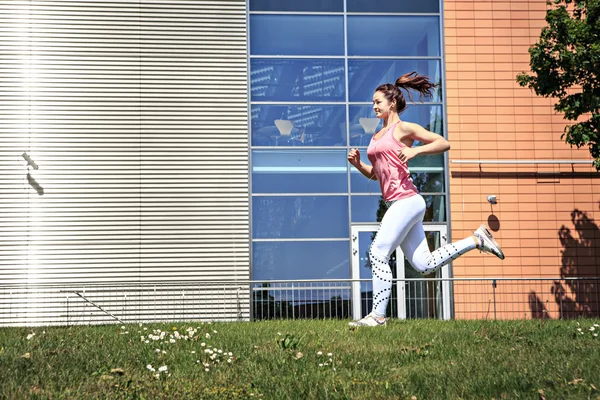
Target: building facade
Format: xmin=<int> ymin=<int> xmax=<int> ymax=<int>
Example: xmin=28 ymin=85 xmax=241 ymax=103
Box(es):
xmin=1 ymin=0 xmax=598 ymax=325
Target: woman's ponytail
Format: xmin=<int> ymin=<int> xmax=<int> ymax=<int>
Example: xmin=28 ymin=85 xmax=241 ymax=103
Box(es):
xmin=394 ymin=71 xmax=437 ymax=104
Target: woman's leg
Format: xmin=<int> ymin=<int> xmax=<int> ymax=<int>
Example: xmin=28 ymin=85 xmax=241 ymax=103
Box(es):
xmin=367 ymin=195 xmax=426 ymax=319
xmin=400 ymin=222 xmax=477 ymax=275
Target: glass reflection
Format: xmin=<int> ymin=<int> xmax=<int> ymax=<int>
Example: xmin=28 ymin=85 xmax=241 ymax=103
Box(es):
xmin=347 ymin=0 xmax=439 ymax=13
xmin=347 ymin=16 xmax=440 ymax=56
xmin=250 ymin=0 xmax=343 ymax=12
xmin=251 ymin=105 xmax=346 ymax=146
xmin=253 ymin=241 xmax=350 ymax=280
xmin=252 ymin=149 xmax=348 ymax=193
xmin=250 ymin=15 xmax=344 ymax=56
xmin=253 ymin=196 xmax=349 ymax=238
xmin=250 ymin=59 xmax=346 ymax=102
xmin=348 ymin=59 xmax=442 ymax=102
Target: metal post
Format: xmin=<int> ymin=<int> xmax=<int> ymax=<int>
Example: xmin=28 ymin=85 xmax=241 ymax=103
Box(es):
xmin=492 ymin=279 xmax=497 ymax=320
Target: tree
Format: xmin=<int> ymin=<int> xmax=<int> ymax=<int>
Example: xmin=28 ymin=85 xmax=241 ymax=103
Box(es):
xmin=516 ymin=0 xmax=600 ymax=170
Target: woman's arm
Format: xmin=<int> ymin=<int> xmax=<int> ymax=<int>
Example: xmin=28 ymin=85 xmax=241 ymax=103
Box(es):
xmin=396 ymin=121 xmax=450 ymax=163
xmin=348 ymin=149 xmax=377 ymax=180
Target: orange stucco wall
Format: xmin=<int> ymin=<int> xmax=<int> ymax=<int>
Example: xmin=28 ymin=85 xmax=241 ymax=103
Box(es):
xmin=443 ymin=0 xmax=600 ymax=318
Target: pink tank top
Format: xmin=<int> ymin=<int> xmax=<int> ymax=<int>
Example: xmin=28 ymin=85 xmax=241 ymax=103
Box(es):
xmin=366 ymin=121 xmax=419 ymax=201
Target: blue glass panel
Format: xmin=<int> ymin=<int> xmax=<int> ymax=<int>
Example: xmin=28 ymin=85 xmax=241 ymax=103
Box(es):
xmin=348 ymin=105 xmax=443 ymax=147
xmin=347 ymin=0 xmax=439 ymax=13
xmin=351 ymin=196 xmax=385 ymax=223
xmin=347 ymin=16 xmax=440 ymax=56
xmin=250 ymin=59 xmax=346 ymax=102
xmin=251 ymin=105 xmax=346 ymax=146
xmin=253 ymin=241 xmax=350 ymax=280
xmin=250 ymin=15 xmax=344 ymax=55
xmin=250 ymin=0 xmax=343 ymax=12
xmin=351 ymin=195 xmax=446 ymax=222
xmin=348 ymin=60 xmax=442 ymax=102
xmin=252 ymin=149 xmax=348 ymax=193
xmin=253 ymin=196 xmax=349 ymax=239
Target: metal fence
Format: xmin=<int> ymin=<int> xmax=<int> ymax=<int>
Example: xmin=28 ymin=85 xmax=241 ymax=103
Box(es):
xmin=1 ymin=278 xmax=599 ymax=326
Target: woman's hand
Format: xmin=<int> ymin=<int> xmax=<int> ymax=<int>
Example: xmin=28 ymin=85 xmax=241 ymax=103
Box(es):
xmin=348 ymin=148 xmax=361 ymax=166
xmin=397 ymin=147 xmax=419 ymax=163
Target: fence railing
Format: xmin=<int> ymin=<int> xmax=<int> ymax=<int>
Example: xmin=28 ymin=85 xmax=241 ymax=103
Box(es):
xmin=1 ymin=278 xmax=599 ymax=326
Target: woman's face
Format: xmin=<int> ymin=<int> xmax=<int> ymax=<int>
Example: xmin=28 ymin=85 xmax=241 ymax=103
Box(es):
xmin=372 ymin=91 xmax=394 ymax=119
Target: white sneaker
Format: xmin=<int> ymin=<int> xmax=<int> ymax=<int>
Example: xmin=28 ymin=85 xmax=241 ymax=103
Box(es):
xmin=474 ymin=224 xmax=505 ymax=260
xmin=348 ymin=313 xmax=387 ymax=327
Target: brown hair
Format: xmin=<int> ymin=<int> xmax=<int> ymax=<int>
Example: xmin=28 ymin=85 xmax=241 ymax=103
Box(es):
xmin=375 ymin=71 xmax=437 ymax=114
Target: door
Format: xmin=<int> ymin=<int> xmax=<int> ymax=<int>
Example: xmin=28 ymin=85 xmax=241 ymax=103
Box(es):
xmin=351 ymin=223 xmax=451 ymax=320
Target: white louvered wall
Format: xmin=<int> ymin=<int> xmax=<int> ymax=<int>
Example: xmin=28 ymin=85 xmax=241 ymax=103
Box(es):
xmin=0 ymin=0 xmax=249 ymax=325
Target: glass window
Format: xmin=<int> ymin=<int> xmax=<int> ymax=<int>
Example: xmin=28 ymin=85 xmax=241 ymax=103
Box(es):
xmin=347 ymin=16 xmax=440 ymax=56
xmin=252 ymin=149 xmax=348 ymax=193
xmin=250 ymin=59 xmax=346 ymax=102
xmin=348 ymin=105 xmax=443 ymax=147
xmin=347 ymin=0 xmax=439 ymax=13
xmin=253 ymin=241 xmax=350 ymax=280
xmin=348 ymin=59 xmax=442 ymax=102
xmin=250 ymin=15 xmax=344 ymax=56
xmin=253 ymin=196 xmax=349 ymax=238
xmin=250 ymin=0 xmax=344 ymax=12
xmin=251 ymin=105 xmax=346 ymax=146
xmin=351 ymin=195 xmax=445 ymax=223
xmin=351 ymin=196 xmax=386 ymax=223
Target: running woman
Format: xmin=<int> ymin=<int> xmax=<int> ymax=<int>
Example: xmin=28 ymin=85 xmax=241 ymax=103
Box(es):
xmin=348 ymin=72 xmax=504 ymax=327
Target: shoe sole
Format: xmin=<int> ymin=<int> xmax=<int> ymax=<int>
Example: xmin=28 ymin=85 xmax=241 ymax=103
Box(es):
xmin=478 ymin=224 xmax=505 ymax=260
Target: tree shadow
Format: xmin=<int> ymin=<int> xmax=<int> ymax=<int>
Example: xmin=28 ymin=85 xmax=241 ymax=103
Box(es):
xmin=530 ymin=207 xmax=600 ymax=318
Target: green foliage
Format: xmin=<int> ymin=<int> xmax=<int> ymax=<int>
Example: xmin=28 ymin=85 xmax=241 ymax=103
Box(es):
xmin=517 ymin=0 xmax=600 ymax=169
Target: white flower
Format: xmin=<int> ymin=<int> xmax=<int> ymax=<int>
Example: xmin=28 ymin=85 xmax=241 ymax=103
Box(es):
xmin=218 ymin=349 xmax=223 ymax=354
xmin=577 ymin=328 xmax=582 ymax=332
xmin=205 ymin=333 xmax=211 ymax=339
xmin=155 ymin=349 xmax=161 ymax=353
xmin=201 ymin=343 xmax=206 ymax=347
xmin=146 ymin=364 xmax=155 ymax=372
xmin=317 ymin=351 xmax=323 ymax=356
xmin=319 ymin=363 xmax=324 ymax=367
xmin=213 ymin=330 xmax=217 ymax=334
xmin=590 ymin=327 xmax=596 ymax=331
xmin=169 ymin=339 xmax=176 ymax=344
xmin=158 ymin=365 xmax=168 ymax=372
xmin=227 ymin=359 xmax=232 ymax=363
xmin=145 ymin=340 xmax=150 ymax=344
xmin=139 ymin=323 xmax=143 ymax=327
xmin=191 ymin=351 xmax=196 ymax=354
xmin=143 ymin=327 xmax=148 ymax=331
xmin=154 ymin=373 xmax=160 ymax=379
xmin=327 ymin=353 xmax=332 ymax=357
xmin=121 ymin=326 xmax=126 ymax=330
xmin=162 ymin=350 xmax=166 ymax=354
xmin=27 ymin=333 xmax=35 ymax=340
xmin=205 ymin=368 xmax=210 ymax=372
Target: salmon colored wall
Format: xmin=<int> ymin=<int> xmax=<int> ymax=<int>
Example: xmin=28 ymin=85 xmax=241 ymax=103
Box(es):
xmin=443 ymin=0 xmax=600 ymax=318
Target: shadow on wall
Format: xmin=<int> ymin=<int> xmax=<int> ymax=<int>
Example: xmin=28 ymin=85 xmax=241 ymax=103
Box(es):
xmin=529 ymin=206 xmax=600 ymax=319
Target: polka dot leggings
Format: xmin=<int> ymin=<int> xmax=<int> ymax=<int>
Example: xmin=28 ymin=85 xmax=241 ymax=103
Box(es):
xmin=370 ymin=194 xmax=477 ymax=318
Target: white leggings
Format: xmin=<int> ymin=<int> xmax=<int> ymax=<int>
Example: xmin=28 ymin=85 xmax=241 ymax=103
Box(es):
xmin=369 ymin=194 xmax=477 ymax=317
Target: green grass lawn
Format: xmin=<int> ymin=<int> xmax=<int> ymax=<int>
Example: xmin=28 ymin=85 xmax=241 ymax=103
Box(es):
xmin=1 ymin=319 xmax=599 ymax=399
